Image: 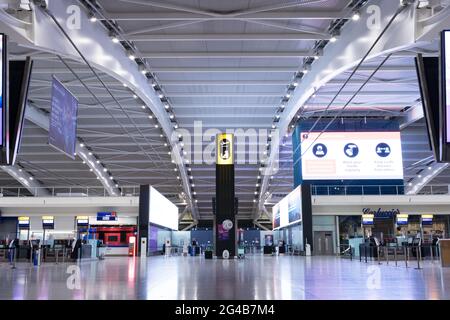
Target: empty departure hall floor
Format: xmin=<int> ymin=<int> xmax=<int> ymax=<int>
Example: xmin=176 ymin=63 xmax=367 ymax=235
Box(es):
xmin=0 ymin=255 xmax=449 ymax=300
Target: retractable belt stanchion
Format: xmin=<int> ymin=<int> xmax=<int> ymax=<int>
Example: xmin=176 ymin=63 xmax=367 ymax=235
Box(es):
xmin=377 ymin=246 xmax=382 ymax=265
xmin=430 ymin=244 xmax=434 ymax=262
xmin=9 ymin=248 xmax=16 ymax=270
xmin=385 ymin=247 xmax=389 ymax=265
xmin=404 ymin=246 xmax=408 ymax=268
xmin=415 ymin=245 xmax=422 ymax=270
xmin=394 ymin=245 xmax=397 ymax=267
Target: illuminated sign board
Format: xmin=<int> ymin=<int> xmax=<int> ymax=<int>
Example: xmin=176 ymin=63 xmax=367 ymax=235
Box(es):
xmin=300 ymin=131 xmax=404 ymax=180
xmin=97 ymin=211 xmax=117 ymax=221
xmin=0 ymin=34 xmax=5 ymax=148
xmin=362 ymin=214 xmax=374 ymax=226
xmin=216 ymin=133 xmax=234 ymax=165
xmin=76 ymin=216 xmax=89 ymax=227
xmin=442 ymin=31 xmax=450 ymax=144
xmin=421 ymin=214 xmax=433 ymax=226
xmin=272 ymin=186 xmax=302 ymax=230
xmin=18 ymin=216 xmax=30 ymax=229
xmin=42 ymin=216 xmax=54 ymax=229
xmin=396 ymin=214 xmax=409 ymax=226
xmin=149 ymin=186 xmax=178 ymax=230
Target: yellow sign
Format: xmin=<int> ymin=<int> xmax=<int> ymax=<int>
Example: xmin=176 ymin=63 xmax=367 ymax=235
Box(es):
xmin=216 ymin=133 xmax=234 ymax=165
xmin=362 ymin=214 xmax=374 ymax=220
xmin=76 ymin=216 xmax=89 ymax=220
xmin=42 ymin=216 xmax=54 ymax=220
xmin=18 ymin=216 xmax=29 ymax=221
xmin=421 ymin=214 xmax=434 ymax=219
xmin=397 ymin=214 xmax=409 ymax=219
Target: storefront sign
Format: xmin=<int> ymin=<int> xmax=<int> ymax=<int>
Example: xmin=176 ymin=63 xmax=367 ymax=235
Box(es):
xmin=97 ymin=211 xmax=117 ymax=221
xmin=362 ymin=208 xmax=400 ymax=219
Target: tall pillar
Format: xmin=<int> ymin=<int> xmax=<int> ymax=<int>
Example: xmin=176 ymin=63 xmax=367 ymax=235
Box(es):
xmin=215 ymin=133 xmax=236 ymax=257
xmin=138 ymin=185 xmax=149 ymax=255
xmin=292 ymin=126 xmax=313 ymax=252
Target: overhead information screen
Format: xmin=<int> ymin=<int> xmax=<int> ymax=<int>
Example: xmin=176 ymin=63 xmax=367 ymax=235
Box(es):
xmin=272 ymin=186 xmax=302 ymax=230
xmin=443 ymin=31 xmax=450 ymax=144
xmin=48 ymin=77 xmax=78 ymax=159
xmin=300 ymin=131 xmax=404 ymax=180
xmin=0 ymin=34 xmax=5 ymax=147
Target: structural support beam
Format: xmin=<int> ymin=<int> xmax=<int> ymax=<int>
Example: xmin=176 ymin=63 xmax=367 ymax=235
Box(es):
xmin=129 ymin=33 xmax=330 ymax=41
xmin=25 ymin=103 xmax=120 ymax=196
xmin=138 ymin=51 xmax=312 ymax=58
xmin=152 ymin=67 xmax=297 ymax=73
xmin=406 ymin=162 xmax=449 ymax=195
xmin=1 ymin=165 xmax=51 ymax=196
xmin=399 ymin=103 xmax=424 ymax=129
xmin=105 ymin=11 xmax=348 ymax=21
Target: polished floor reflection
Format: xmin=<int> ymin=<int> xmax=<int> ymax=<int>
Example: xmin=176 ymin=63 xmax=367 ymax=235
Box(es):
xmin=0 ymin=255 xmax=449 ymax=300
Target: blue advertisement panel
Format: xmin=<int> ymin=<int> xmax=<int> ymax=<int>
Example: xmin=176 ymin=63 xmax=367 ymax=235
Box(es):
xmin=48 ymin=77 xmax=78 ymax=159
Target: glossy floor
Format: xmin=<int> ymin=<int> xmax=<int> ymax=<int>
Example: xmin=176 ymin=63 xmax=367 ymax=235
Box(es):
xmin=0 ymin=255 xmax=449 ymax=300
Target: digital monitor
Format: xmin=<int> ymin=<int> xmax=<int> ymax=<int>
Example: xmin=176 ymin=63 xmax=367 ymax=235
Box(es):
xmin=149 ymin=186 xmax=178 ymax=230
xmin=8 ymin=57 xmax=33 ymax=165
xmin=0 ymin=34 xmax=6 ymax=157
xmin=441 ymin=31 xmax=450 ymax=161
xmin=362 ymin=214 xmax=374 ymax=226
xmin=300 ymin=131 xmax=404 ymax=180
xmin=272 ymin=186 xmax=302 ymax=230
xmin=48 ymin=76 xmax=78 ymax=159
xmin=415 ymin=55 xmax=439 ymax=161
xmin=396 ymin=214 xmax=408 ymax=226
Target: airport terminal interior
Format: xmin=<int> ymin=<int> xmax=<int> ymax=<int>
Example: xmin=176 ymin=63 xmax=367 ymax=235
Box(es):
xmin=2 ymin=0 xmax=450 ymax=301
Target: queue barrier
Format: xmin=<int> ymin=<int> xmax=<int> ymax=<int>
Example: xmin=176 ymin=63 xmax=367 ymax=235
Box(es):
xmin=357 ymin=243 xmax=440 ymax=269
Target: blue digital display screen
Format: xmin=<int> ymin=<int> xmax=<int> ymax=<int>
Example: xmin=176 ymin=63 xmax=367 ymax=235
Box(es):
xmin=48 ymin=77 xmax=78 ymax=159
xmin=0 ymin=34 xmax=5 ymax=147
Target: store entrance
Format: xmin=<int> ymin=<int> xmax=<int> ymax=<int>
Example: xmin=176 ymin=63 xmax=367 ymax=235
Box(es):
xmin=372 ymin=218 xmax=395 ymax=242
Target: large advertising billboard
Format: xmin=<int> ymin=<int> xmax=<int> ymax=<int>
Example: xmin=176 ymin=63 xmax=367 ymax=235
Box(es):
xmin=300 ymin=131 xmax=404 ymax=181
xmin=149 ymin=186 xmax=178 ymax=230
xmin=48 ymin=77 xmax=79 ymax=159
xmin=272 ymin=186 xmax=302 ymax=230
